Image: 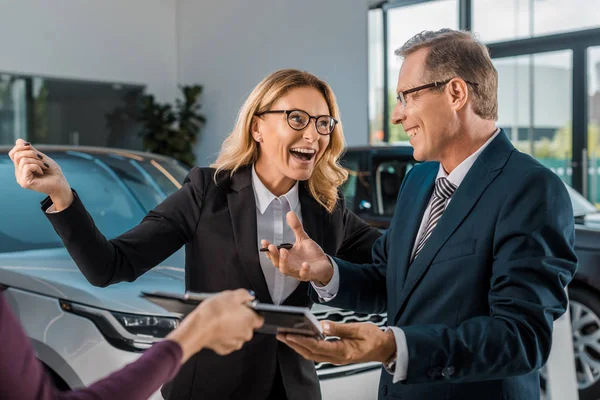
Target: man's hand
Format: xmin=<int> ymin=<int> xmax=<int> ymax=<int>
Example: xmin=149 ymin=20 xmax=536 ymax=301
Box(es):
xmin=262 ymin=211 xmax=334 ymax=285
xmin=277 ymin=321 xmax=396 ymax=365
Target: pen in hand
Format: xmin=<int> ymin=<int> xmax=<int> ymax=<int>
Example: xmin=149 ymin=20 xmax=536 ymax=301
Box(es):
xmin=185 ymin=290 xmax=258 ymax=308
xmin=259 ymin=243 xmax=293 ymax=252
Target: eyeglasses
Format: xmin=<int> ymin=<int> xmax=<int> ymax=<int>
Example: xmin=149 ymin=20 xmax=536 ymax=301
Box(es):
xmin=255 ymin=109 xmax=338 ymax=136
xmin=396 ymin=79 xmax=479 ymax=108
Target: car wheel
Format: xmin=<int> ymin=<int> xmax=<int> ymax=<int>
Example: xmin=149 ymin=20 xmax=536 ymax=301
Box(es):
xmin=551 ymin=286 xmax=600 ymax=400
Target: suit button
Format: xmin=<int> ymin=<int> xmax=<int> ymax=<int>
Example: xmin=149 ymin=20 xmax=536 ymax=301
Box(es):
xmin=380 ymin=384 xmax=388 ymax=396
xmin=442 ymin=366 xmax=455 ymax=377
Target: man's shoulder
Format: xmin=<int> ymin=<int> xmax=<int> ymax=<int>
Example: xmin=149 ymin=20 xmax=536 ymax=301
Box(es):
xmin=504 ymin=151 xmax=562 ymax=185
xmin=494 ymin=152 xmax=571 ymax=212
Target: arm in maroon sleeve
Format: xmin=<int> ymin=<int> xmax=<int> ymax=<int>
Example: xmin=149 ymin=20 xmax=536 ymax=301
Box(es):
xmin=0 ymin=293 xmax=182 ymax=400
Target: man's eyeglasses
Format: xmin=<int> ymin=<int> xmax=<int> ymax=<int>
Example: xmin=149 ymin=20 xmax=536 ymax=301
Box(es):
xmin=396 ymin=79 xmax=479 ymax=108
xmin=255 ymin=109 xmax=338 ymax=136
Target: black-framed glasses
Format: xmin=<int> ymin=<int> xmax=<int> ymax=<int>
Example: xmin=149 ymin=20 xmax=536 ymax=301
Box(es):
xmin=255 ymin=109 xmax=338 ymax=135
xmin=396 ymin=79 xmax=479 ymax=108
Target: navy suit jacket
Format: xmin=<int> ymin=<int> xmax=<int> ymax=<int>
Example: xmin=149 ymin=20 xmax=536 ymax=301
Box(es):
xmin=315 ymin=131 xmax=578 ymax=400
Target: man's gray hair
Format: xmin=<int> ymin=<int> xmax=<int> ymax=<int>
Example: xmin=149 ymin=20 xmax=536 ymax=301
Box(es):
xmin=396 ymin=29 xmax=498 ymax=121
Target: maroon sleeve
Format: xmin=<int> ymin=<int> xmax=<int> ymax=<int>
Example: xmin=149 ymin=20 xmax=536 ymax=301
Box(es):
xmin=0 ymin=293 xmax=183 ymax=400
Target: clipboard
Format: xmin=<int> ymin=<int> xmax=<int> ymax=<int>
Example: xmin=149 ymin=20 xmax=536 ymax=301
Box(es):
xmin=140 ymin=290 xmax=325 ymax=340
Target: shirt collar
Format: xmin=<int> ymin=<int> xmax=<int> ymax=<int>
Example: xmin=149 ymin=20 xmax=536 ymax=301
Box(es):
xmin=437 ymin=128 xmax=501 ymax=187
xmin=251 ymin=165 xmax=300 ymax=214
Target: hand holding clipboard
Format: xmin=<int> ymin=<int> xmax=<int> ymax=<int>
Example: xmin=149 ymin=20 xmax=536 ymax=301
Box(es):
xmin=141 ymin=290 xmax=325 ymax=340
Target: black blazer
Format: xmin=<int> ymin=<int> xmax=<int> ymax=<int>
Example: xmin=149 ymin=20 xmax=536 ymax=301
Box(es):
xmin=43 ymin=166 xmax=381 ymax=400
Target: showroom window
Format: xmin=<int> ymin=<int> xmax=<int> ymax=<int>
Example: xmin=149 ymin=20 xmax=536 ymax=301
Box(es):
xmin=588 ymin=46 xmax=600 ymax=205
xmin=493 ymin=51 xmax=573 ymax=183
xmin=368 ymin=0 xmax=458 ymax=145
xmin=368 ymin=8 xmax=385 ymax=144
xmin=369 ymin=0 xmax=600 ymax=204
xmin=0 ymin=73 xmax=144 ymax=149
xmin=473 ymin=0 xmax=600 ymax=43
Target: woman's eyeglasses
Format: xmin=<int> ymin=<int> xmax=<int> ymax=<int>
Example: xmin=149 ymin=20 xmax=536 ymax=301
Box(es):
xmin=255 ymin=109 xmax=338 ymax=135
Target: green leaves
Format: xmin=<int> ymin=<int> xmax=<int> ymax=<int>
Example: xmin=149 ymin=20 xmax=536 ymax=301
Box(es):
xmin=105 ymin=85 xmax=206 ymax=168
xmin=137 ymin=85 xmax=206 ymax=168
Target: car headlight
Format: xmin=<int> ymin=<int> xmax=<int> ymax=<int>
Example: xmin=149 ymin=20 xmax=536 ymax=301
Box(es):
xmin=59 ymin=300 xmax=180 ymax=352
xmin=112 ymin=311 xmax=180 ymax=338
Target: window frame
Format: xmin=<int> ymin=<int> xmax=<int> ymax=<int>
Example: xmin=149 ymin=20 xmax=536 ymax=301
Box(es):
xmin=370 ymin=0 xmax=600 ymax=198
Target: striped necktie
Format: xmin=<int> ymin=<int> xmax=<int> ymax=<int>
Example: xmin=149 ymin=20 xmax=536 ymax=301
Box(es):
xmin=413 ymin=177 xmax=457 ymax=261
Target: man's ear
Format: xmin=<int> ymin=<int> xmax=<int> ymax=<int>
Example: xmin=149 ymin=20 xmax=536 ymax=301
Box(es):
xmin=251 ymin=116 xmax=262 ymax=143
xmin=447 ymin=78 xmax=469 ymax=112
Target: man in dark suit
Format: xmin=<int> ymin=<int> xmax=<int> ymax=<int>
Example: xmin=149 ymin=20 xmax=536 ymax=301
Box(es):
xmin=266 ymin=29 xmax=578 ymax=400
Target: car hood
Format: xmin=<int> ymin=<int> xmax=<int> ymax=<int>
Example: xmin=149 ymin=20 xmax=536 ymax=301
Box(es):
xmin=0 ymin=247 xmax=185 ymax=316
xmin=583 ymin=212 xmax=600 ymax=230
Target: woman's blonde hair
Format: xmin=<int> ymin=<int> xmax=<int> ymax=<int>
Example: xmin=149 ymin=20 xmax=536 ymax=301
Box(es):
xmin=211 ymin=69 xmax=348 ymax=213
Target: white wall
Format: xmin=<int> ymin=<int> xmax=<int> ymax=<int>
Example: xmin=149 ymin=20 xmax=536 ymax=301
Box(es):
xmin=0 ymin=0 xmax=371 ymax=161
xmin=177 ymin=0 xmax=371 ymax=165
xmin=0 ymin=0 xmax=178 ymax=102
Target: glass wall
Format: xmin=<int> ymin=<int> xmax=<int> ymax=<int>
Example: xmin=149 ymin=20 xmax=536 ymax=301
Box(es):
xmin=369 ymin=0 xmax=600 ymax=203
xmin=0 ymin=73 xmax=144 ymax=150
xmin=588 ymin=46 xmax=600 ymax=206
xmin=473 ymin=0 xmax=600 ymax=43
xmin=368 ymin=8 xmax=385 ymax=144
xmin=494 ymin=51 xmax=573 ymax=184
xmin=0 ymin=75 xmax=27 ymax=145
xmin=386 ymin=0 xmax=458 ymax=143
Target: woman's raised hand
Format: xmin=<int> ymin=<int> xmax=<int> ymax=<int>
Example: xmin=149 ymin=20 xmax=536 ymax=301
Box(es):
xmin=8 ymin=139 xmax=73 ymax=210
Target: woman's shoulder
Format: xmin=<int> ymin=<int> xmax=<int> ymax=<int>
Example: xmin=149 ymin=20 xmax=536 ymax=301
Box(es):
xmin=185 ymin=166 xmax=215 ymax=181
xmin=182 ymin=167 xmax=212 ymax=188
xmin=184 ymin=166 xmax=251 ymax=190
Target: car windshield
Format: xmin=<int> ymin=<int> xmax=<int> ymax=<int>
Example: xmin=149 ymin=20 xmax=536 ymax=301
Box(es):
xmin=0 ymin=151 xmax=189 ymax=253
xmin=565 ymin=184 xmax=598 ymax=217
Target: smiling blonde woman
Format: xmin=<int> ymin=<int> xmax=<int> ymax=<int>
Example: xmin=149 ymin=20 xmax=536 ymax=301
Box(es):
xmin=9 ymin=68 xmax=381 ymax=400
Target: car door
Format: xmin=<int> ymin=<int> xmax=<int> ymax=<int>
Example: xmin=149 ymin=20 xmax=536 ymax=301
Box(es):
xmin=341 ymin=147 xmax=416 ymax=230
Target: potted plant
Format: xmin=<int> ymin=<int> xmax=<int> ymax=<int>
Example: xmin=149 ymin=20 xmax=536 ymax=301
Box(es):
xmin=106 ymin=85 xmax=205 ymax=167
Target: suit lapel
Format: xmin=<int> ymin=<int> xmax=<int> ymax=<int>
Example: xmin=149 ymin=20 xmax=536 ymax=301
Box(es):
xmin=387 ymin=167 xmax=436 ymax=311
xmin=394 ymin=131 xmax=514 ymax=323
xmin=227 ymin=167 xmax=272 ymax=303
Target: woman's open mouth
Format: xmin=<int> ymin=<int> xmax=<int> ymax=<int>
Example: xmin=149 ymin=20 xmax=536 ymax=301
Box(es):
xmin=289 ymin=147 xmax=317 ymax=163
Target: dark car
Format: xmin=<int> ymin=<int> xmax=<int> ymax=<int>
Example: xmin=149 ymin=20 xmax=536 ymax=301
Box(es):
xmin=340 ymin=145 xmax=600 ymax=400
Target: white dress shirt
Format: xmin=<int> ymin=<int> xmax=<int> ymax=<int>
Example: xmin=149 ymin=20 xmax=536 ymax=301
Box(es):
xmin=313 ymin=129 xmax=501 ymax=383
xmin=252 ymin=165 xmax=302 ymax=305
